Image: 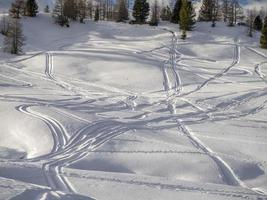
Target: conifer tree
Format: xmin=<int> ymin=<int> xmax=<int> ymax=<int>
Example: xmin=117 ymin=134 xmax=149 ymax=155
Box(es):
xmin=179 ymin=0 xmax=189 ymax=39
xmin=160 ymin=6 xmax=172 ymax=21
xmin=44 ymin=5 xmax=50 ymax=13
xmin=132 ymin=0 xmax=149 ymax=24
xmin=94 ymin=6 xmax=100 ymax=21
xmin=199 ymin=0 xmax=213 ymax=21
xmin=149 ymin=0 xmax=159 ymax=26
xmin=260 ymin=17 xmax=267 ymax=49
xmin=254 ymin=15 xmax=263 ymax=31
xmin=117 ymin=0 xmax=129 ymax=22
xmin=3 ymin=17 xmax=25 ymax=54
xmin=171 ymin=0 xmax=182 ymax=24
xmin=26 ymin=0 xmax=38 ymax=17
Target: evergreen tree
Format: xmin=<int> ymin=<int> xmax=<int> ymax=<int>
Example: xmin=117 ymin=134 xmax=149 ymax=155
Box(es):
xmin=26 ymin=0 xmax=38 ymax=17
xmin=44 ymin=5 xmax=50 ymax=13
xmin=149 ymin=0 xmax=159 ymax=26
xmin=132 ymin=0 xmax=149 ymax=24
xmin=199 ymin=0 xmax=213 ymax=21
xmin=160 ymin=6 xmax=172 ymax=21
xmin=254 ymin=15 xmax=263 ymax=31
xmin=260 ymin=17 xmax=267 ymax=49
xmin=53 ymin=0 xmax=69 ymax=27
xmin=94 ymin=6 xmax=100 ymax=21
xmin=77 ymin=0 xmax=87 ymax=23
xmin=170 ymin=0 xmax=182 ymax=24
xmin=179 ymin=0 xmax=189 ymax=39
xmin=187 ymin=1 xmax=196 ymax=30
xmin=117 ymin=0 xmax=129 ymax=22
xmin=9 ymin=0 xmax=25 ymax=18
xmin=3 ymin=17 xmax=25 ymax=54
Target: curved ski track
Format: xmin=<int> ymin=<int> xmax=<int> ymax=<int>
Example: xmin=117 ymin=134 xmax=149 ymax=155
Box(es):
xmin=1 ymin=27 xmax=266 ymax=199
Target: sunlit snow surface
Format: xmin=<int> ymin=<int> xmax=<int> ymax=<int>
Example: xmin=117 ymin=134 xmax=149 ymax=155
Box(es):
xmin=0 ymin=14 xmax=267 ymax=200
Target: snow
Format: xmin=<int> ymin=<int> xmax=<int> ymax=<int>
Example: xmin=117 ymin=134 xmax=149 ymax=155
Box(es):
xmin=0 ymin=13 xmax=267 ymax=200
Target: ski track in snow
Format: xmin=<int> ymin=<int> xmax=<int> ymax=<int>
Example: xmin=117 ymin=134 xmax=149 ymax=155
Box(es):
xmin=0 ymin=24 xmax=267 ymax=199
xmin=157 ymin=29 xmax=267 ymax=196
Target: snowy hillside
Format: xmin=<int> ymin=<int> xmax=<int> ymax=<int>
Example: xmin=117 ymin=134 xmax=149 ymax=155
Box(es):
xmin=0 ymin=9 xmax=267 ymax=200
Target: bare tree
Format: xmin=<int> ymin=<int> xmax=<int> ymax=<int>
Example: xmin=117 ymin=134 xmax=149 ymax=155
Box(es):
xmin=117 ymin=0 xmax=129 ymax=22
xmin=3 ymin=17 xmax=25 ymax=54
xmin=9 ymin=0 xmax=25 ymax=18
xmin=0 ymin=11 xmax=10 ymax=35
xmin=150 ymin=0 xmax=160 ymax=26
xmin=247 ymin=9 xmax=257 ymax=37
xmin=211 ymin=0 xmax=219 ymax=27
xmin=77 ymin=0 xmax=87 ymax=23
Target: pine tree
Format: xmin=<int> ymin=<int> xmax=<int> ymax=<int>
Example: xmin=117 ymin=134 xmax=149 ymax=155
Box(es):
xmin=53 ymin=0 xmax=69 ymax=27
xmin=199 ymin=0 xmax=213 ymax=21
xmin=170 ymin=0 xmax=182 ymax=24
xmin=149 ymin=0 xmax=159 ymax=26
xmin=132 ymin=0 xmax=149 ymax=24
xmin=44 ymin=5 xmax=50 ymax=13
xmin=77 ymin=0 xmax=87 ymax=23
xmin=179 ymin=0 xmax=189 ymax=39
xmin=3 ymin=17 xmax=25 ymax=54
xmin=94 ymin=6 xmax=100 ymax=21
xmin=260 ymin=17 xmax=267 ymax=49
xmin=187 ymin=1 xmax=196 ymax=30
xmin=117 ymin=0 xmax=128 ymax=22
xmin=254 ymin=15 xmax=263 ymax=31
xmin=9 ymin=0 xmax=25 ymax=19
xmin=26 ymin=0 xmax=38 ymax=17
xmin=160 ymin=6 xmax=172 ymax=21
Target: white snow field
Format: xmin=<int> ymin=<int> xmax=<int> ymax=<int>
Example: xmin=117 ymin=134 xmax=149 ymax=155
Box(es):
xmin=0 ymin=13 xmax=267 ymax=200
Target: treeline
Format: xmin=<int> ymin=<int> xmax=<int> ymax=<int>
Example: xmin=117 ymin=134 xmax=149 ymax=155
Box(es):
xmin=0 ymin=0 xmax=38 ymax=54
xmin=1 ymin=0 xmax=267 ymax=55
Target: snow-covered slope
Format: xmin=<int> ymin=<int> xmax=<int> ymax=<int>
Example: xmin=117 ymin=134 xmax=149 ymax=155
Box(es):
xmin=0 ymin=13 xmax=267 ymax=200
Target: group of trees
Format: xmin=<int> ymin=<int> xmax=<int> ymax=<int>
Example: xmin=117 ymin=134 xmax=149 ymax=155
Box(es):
xmin=52 ymin=0 xmax=122 ymax=26
xmin=0 ymin=0 xmax=38 ymax=54
xmin=9 ymin=0 xmax=38 ymax=18
xmin=53 ymin=0 xmax=88 ymax=26
xmin=1 ymin=0 xmax=267 ymax=54
xmin=197 ymin=0 xmax=267 ymax=48
xmin=160 ymin=0 xmax=195 ymax=39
